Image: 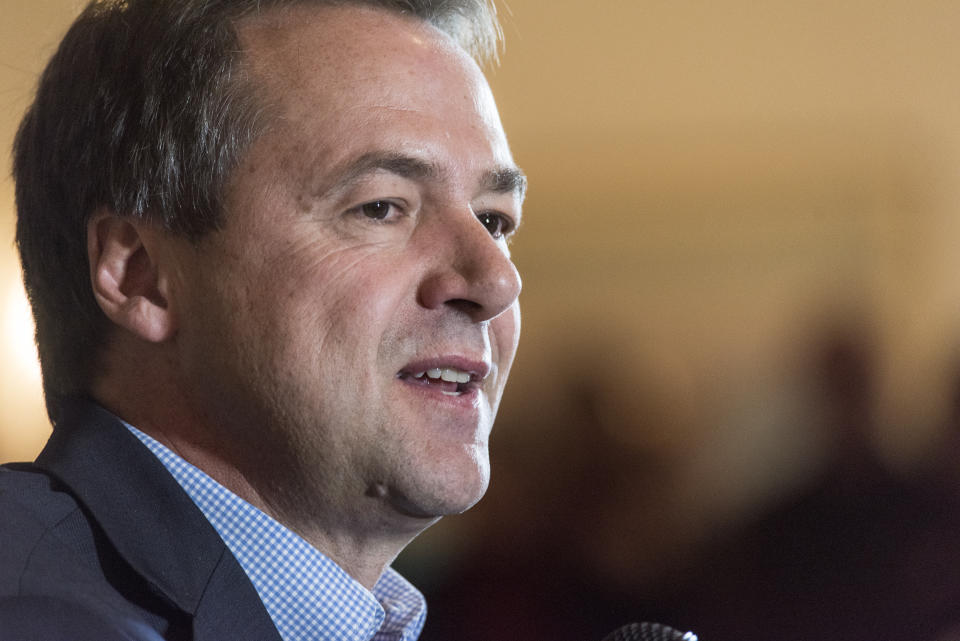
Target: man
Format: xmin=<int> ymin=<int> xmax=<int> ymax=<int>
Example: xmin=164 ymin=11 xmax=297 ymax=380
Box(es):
xmin=0 ymin=0 xmax=524 ymax=638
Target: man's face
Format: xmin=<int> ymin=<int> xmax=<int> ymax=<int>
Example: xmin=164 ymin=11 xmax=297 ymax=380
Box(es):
xmin=169 ymin=5 xmax=523 ymax=531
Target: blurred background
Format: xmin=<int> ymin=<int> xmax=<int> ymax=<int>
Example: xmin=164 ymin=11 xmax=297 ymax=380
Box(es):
xmin=5 ymin=1 xmax=960 ymax=640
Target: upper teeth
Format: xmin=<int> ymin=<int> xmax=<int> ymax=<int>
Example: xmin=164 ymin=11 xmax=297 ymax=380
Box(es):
xmin=416 ymin=368 xmax=471 ymax=384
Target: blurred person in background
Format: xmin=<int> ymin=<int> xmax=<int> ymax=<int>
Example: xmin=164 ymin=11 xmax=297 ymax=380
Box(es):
xmin=0 ymin=0 xmax=525 ymax=639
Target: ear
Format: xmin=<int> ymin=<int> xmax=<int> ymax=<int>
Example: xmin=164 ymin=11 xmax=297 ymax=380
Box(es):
xmin=87 ymin=211 xmax=178 ymax=343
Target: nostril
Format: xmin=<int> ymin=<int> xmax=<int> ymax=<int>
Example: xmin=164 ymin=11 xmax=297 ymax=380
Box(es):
xmin=445 ymin=298 xmax=482 ymax=315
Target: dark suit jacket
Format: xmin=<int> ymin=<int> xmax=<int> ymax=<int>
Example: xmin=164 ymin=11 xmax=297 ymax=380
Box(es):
xmin=0 ymin=399 xmax=282 ymax=641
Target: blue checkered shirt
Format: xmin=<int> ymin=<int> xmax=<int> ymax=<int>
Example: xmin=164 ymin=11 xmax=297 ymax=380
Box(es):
xmin=126 ymin=424 xmax=426 ymax=641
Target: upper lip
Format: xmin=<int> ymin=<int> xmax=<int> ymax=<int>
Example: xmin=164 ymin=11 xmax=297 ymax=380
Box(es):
xmin=398 ymin=356 xmax=492 ymax=382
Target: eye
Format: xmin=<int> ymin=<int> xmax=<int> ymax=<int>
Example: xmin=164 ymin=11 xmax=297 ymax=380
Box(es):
xmin=359 ymin=200 xmax=395 ymax=220
xmin=477 ymin=212 xmax=513 ymax=239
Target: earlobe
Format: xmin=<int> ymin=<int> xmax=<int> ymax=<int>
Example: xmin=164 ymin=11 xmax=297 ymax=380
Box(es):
xmin=87 ymin=211 xmax=178 ymax=343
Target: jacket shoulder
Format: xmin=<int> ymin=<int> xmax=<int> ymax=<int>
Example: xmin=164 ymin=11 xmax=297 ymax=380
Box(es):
xmin=0 ymin=463 xmax=82 ymax=591
xmin=0 ymin=594 xmax=165 ymax=640
xmin=0 ymin=462 xmax=180 ymax=638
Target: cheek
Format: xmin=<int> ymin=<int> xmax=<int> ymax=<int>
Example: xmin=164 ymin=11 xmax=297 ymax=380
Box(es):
xmin=492 ymin=302 xmax=522 ymax=376
xmin=278 ymin=245 xmax=416 ymax=355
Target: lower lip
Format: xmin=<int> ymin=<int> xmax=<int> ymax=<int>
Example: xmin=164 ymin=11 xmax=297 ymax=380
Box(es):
xmin=397 ymin=376 xmax=483 ymax=410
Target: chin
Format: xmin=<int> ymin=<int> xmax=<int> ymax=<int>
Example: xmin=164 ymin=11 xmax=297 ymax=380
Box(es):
xmin=391 ymin=458 xmax=491 ymax=520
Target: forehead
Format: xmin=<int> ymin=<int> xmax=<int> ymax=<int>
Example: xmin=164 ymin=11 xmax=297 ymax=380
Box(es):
xmin=235 ymin=5 xmax=510 ymax=168
xmin=238 ymin=4 xmax=460 ymax=79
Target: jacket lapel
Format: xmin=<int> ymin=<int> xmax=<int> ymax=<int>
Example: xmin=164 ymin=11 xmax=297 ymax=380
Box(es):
xmin=35 ymin=399 xmax=282 ymax=641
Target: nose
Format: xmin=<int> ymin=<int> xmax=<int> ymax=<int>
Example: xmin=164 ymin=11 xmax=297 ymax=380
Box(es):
xmin=417 ymin=209 xmax=522 ymax=323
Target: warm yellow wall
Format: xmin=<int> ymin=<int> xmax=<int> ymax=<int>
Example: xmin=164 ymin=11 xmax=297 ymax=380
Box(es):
xmin=3 ymin=1 xmax=960 ymax=525
xmin=0 ymin=1 xmax=79 ymax=459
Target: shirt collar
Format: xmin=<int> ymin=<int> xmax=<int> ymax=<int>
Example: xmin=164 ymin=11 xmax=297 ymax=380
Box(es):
xmin=125 ymin=423 xmax=426 ymax=641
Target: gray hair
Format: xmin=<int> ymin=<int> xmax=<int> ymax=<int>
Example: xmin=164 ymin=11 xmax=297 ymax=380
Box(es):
xmin=13 ymin=0 xmax=502 ymax=424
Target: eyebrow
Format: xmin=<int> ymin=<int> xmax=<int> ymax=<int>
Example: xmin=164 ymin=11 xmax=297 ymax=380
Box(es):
xmin=483 ymin=166 xmax=528 ymax=200
xmin=321 ymin=151 xmax=527 ymax=199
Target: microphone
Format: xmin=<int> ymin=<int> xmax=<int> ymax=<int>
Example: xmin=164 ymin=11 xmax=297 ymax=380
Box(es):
xmin=601 ymin=622 xmax=699 ymax=641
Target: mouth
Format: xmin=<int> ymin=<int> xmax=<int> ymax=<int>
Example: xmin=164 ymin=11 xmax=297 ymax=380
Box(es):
xmin=397 ymin=359 xmax=490 ymax=398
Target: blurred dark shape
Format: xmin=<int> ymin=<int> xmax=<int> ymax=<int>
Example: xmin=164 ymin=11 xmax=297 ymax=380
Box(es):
xmin=660 ymin=323 xmax=960 ymax=641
